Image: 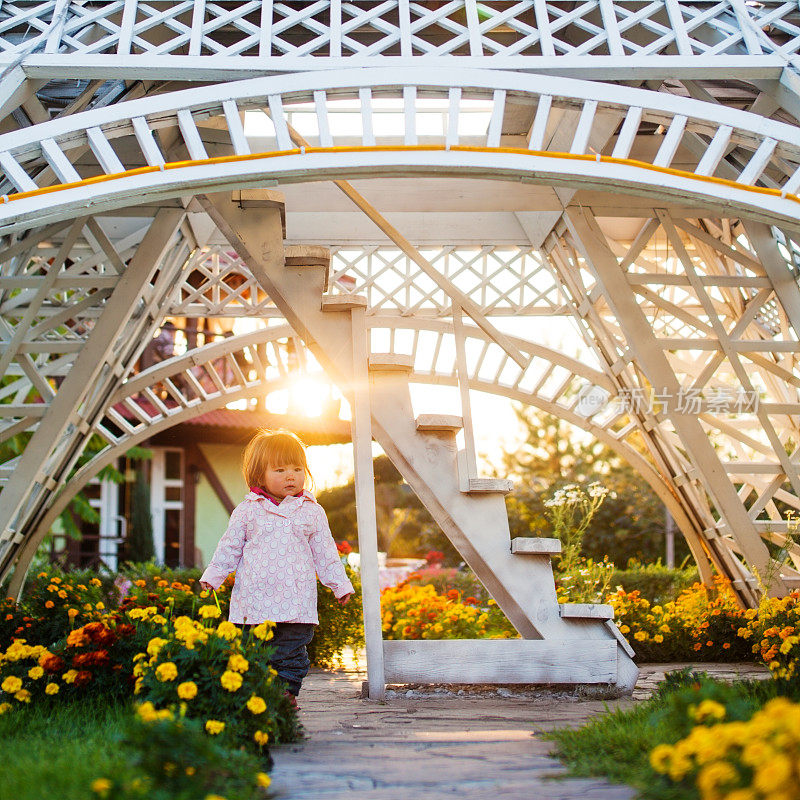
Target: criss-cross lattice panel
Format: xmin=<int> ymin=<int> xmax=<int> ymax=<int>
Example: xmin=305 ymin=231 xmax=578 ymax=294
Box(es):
xmin=545 ymin=211 xmax=800 ymax=600
xmin=1 ymin=1 xmax=797 ymax=60
xmin=0 ymin=209 xmax=190 ymax=576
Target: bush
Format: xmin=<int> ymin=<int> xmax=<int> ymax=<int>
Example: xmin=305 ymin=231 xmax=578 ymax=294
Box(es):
xmin=134 ymin=609 xmax=301 ymax=750
xmin=610 ymin=561 xmax=700 ymax=604
xmin=4 ymin=564 xmax=364 ymax=671
xmin=548 ymin=670 xmax=799 ymax=800
xmin=739 ymin=592 xmax=800 ymax=685
xmin=380 ymin=582 xmax=517 ymax=639
xmin=308 ymin=564 xmax=364 ymax=668
xmin=92 ymin=713 xmax=272 ymax=800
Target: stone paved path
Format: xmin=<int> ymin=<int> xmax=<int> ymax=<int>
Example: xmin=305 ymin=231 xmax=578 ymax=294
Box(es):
xmin=268 ymin=652 xmax=769 ymax=800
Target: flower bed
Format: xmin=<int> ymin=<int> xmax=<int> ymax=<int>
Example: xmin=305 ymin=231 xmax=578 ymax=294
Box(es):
xmin=380 ymin=582 xmax=517 ymax=639
xmin=548 ymin=668 xmax=800 ymax=800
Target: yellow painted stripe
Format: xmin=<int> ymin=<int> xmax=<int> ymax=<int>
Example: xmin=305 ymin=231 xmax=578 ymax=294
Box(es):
xmin=1 ymin=144 xmax=797 ymax=208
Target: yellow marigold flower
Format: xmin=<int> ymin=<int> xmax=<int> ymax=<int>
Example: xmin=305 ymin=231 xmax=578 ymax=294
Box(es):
xmin=67 ymin=608 xmax=79 ymax=619
xmin=90 ymin=578 xmax=102 ymax=587
xmin=198 ymin=605 xmax=221 ymax=619
xmin=653 ymin=634 xmax=664 ymax=643
xmin=252 ymin=622 xmax=274 ymax=640
xmin=90 ymin=778 xmax=112 ymax=796
xmin=152 ymin=614 xmax=167 ymax=625
xmin=136 ymin=700 xmax=158 ymax=722
xmin=45 ymin=600 xmax=54 ymax=609
xmin=215 ymin=621 xmax=239 ymax=640
xmin=83 ymin=603 xmax=93 ymax=611
xmin=649 ymin=744 xmax=672 ymax=773
xmin=619 ymin=625 xmax=630 ymax=634
xmin=37 ymin=572 xmax=48 ymax=578
xmin=2 ymin=675 xmax=22 ymax=693
xmin=228 ymin=654 xmax=249 ymax=673
xmin=185 ymin=766 xmax=196 ymax=776
xmin=156 ymin=662 xmax=178 ymax=682
xmin=0 ymin=702 xmax=11 ymax=714
xmin=697 ymin=761 xmax=738 ymax=797
xmin=95 ymin=602 xmax=104 ymax=610
xmin=220 ymin=670 xmax=243 ymax=692
xmin=691 ymin=699 xmax=727 ymax=723
xmin=77 ymin=584 xmax=87 ymax=591
xmin=205 ymin=719 xmax=225 ymax=735
xmin=256 ymin=772 xmax=271 ymax=787
xmin=133 ymin=652 xmax=147 ymax=663
xmin=754 ymin=755 xmax=793 ymax=795
xmin=147 ymin=638 xmax=167 ymax=657
xmin=177 ymin=681 xmax=198 ymax=700
xmin=51 ymin=577 xmax=62 ymax=584
xmin=134 ymin=677 xmax=143 ymax=695
xmin=45 ymin=682 xmax=59 ymax=695
xmin=28 ymin=666 xmax=44 ymax=680
xmin=253 ymin=730 xmax=269 ymax=745
xmin=247 ymin=695 xmax=267 ymax=715
xmin=58 ymin=590 xmax=67 ymax=600
xmin=14 ymin=689 xmax=31 ymax=703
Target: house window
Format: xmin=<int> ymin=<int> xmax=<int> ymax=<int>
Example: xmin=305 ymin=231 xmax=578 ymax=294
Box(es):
xmin=151 ymin=448 xmax=184 ymax=567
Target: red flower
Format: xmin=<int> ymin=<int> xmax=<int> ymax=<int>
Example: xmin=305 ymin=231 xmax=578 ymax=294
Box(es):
xmin=73 ymin=670 xmax=92 ymax=687
xmin=446 ymin=589 xmax=459 ymax=600
xmin=463 ymin=597 xmax=478 ymax=605
xmin=41 ymin=655 xmax=64 ymax=673
xmin=425 ymin=550 xmax=445 ymax=565
xmin=336 ymin=540 xmax=353 ymax=555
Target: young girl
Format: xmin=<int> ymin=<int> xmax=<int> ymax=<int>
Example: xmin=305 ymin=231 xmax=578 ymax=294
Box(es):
xmin=199 ymin=429 xmax=354 ymax=701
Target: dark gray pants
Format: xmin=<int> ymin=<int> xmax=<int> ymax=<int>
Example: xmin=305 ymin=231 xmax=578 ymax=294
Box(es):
xmin=267 ymin=622 xmax=315 ymax=696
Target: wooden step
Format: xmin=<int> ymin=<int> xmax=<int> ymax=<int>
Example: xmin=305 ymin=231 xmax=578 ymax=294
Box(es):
xmin=464 ymin=477 xmax=514 ymax=494
xmin=511 ymin=537 xmax=561 ymax=555
xmin=321 ymin=293 xmax=367 ymax=312
xmin=368 ymin=354 xmax=414 ymax=372
xmin=284 ymin=244 xmax=330 ymax=267
xmin=559 ymin=603 xmax=614 ymax=620
xmin=415 ymin=414 xmax=463 ymax=432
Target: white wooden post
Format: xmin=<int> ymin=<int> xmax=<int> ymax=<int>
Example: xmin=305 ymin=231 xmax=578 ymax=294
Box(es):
xmin=350 ymin=305 xmax=386 ymax=700
xmin=452 ymin=302 xmax=478 ymax=481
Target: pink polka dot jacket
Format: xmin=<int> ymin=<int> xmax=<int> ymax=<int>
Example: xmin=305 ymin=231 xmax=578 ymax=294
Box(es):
xmin=199 ymin=490 xmax=355 ymax=625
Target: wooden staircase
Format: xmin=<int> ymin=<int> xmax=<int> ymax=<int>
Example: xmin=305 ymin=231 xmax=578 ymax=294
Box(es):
xmin=202 ymin=190 xmax=638 ymax=696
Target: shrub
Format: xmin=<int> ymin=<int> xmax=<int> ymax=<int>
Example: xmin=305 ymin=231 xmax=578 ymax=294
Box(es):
xmin=134 ymin=609 xmax=302 ymax=750
xmin=91 ymin=713 xmax=272 ymax=800
xmin=609 ymin=560 xmax=699 ymax=604
xmin=380 ymin=583 xmax=517 ymax=639
xmin=308 ymin=565 xmax=364 ymax=668
xmin=739 ymin=592 xmax=800 ymax=685
xmin=608 ymin=578 xmax=752 ymax=662
xmin=649 ymin=696 xmax=800 ymax=800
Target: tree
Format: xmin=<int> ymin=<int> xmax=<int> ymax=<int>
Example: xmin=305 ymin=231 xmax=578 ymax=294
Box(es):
xmin=504 ymin=406 xmax=690 ymax=566
xmin=317 ymin=455 xmax=461 ymax=566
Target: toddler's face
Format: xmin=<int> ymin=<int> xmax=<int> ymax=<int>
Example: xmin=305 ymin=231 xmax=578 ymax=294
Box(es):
xmin=263 ymin=463 xmax=305 ymax=500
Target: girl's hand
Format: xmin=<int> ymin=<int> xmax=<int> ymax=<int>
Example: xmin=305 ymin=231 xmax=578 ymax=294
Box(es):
xmin=337 ymin=592 xmax=353 ymax=606
xmin=200 ymin=581 xmax=213 ymax=592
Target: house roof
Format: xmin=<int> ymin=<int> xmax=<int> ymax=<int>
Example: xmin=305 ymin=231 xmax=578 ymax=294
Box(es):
xmin=148 ymin=407 xmax=351 ymax=446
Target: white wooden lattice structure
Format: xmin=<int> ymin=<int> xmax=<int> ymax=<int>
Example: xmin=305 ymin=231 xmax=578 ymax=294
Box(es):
xmin=2 ymin=0 xmax=800 ymax=696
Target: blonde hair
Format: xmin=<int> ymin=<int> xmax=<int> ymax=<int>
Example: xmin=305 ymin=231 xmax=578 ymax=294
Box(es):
xmin=242 ymin=429 xmax=314 ymax=491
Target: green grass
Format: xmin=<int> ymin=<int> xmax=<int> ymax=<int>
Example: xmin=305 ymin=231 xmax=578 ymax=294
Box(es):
xmin=0 ymin=699 xmax=132 ymax=800
xmin=544 ymin=700 xmax=695 ymax=800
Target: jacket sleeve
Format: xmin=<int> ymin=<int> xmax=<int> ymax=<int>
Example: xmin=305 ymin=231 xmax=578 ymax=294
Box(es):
xmin=200 ymin=502 xmax=249 ymax=590
xmin=308 ymin=506 xmax=355 ymax=599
